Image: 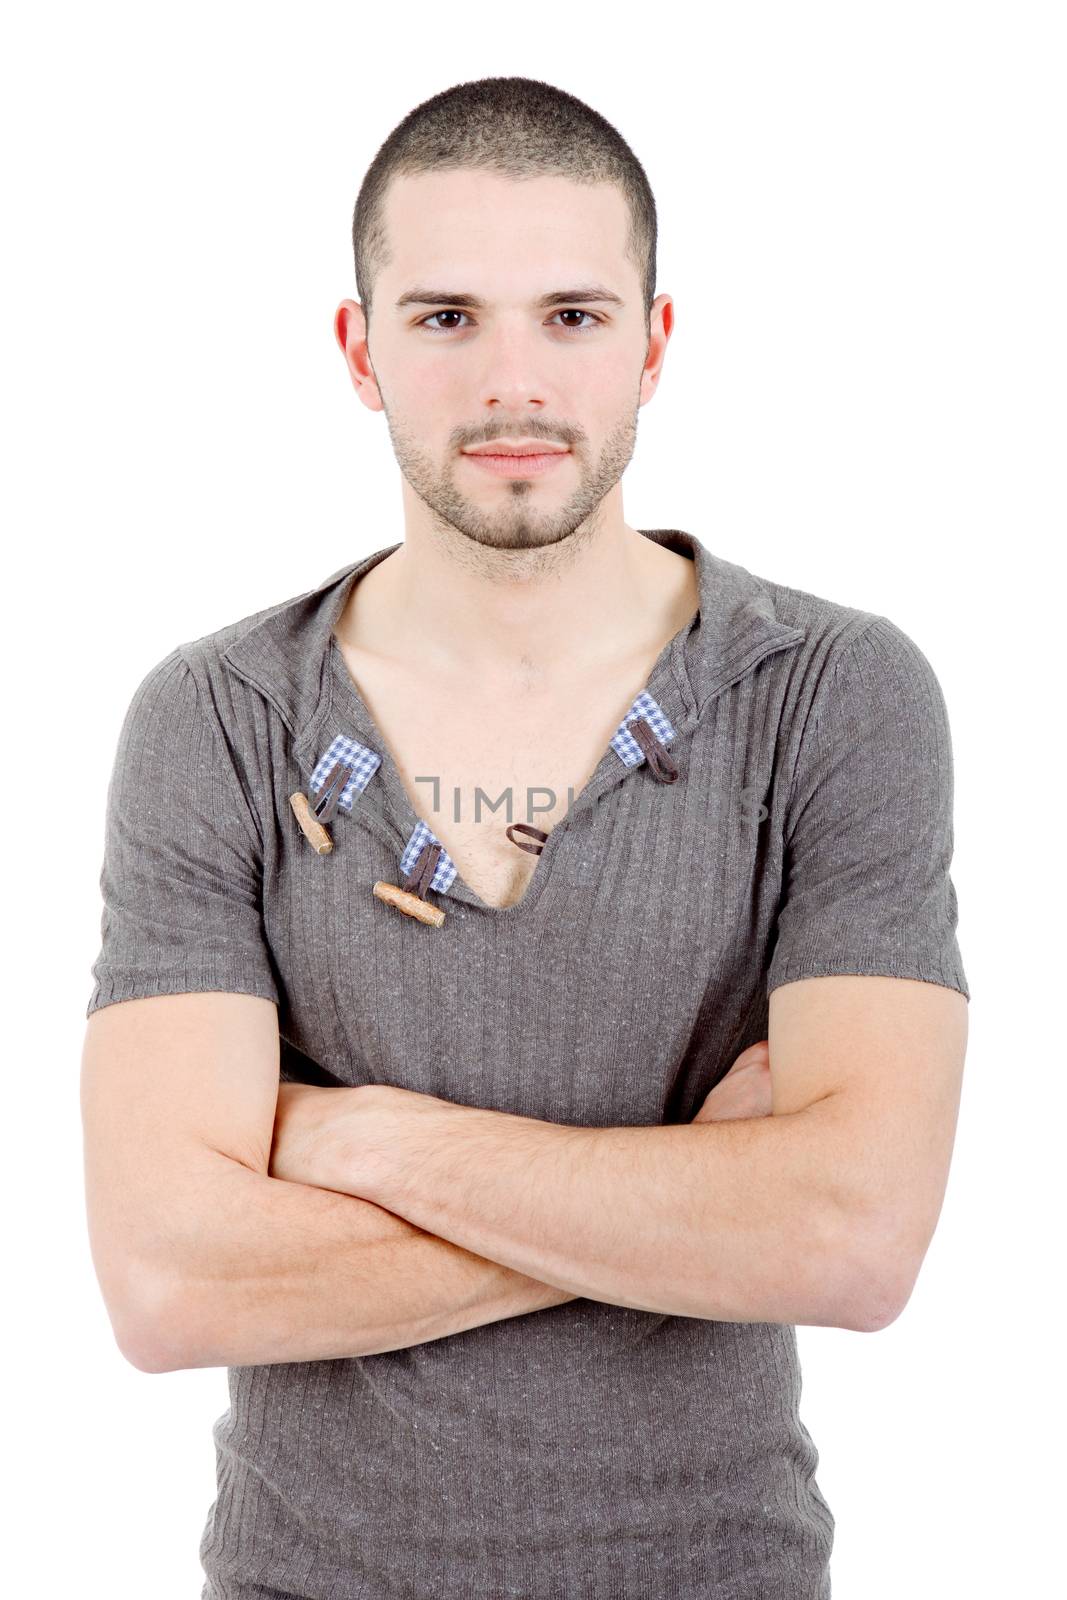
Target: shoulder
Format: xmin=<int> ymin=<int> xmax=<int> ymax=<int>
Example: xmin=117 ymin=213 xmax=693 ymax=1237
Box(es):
xmin=755 ymin=566 xmax=880 ymax=657
xmin=175 ymin=576 xmax=329 ymax=681
xmin=124 ymin=561 xmax=357 ymax=744
xmin=718 ymin=562 xmax=959 ymax=801
xmin=750 ymin=565 xmax=949 ymax=707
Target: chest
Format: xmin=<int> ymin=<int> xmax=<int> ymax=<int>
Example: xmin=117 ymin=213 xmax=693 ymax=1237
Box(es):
xmin=264 ymin=653 xmax=791 ymax=1128
xmin=336 ymin=643 xmax=657 ymax=911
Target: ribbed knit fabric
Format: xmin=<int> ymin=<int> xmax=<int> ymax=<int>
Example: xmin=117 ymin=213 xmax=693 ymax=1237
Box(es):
xmin=86 ymin=528 xmax=969 ymax=1599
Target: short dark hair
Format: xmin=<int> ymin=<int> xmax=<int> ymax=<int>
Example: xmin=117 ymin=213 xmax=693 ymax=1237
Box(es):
xmin=351 ymin=76 xmax=658 ymax=328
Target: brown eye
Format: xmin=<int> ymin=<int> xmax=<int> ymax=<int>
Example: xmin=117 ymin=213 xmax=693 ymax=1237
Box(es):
xmin=555 ymin=310 xmax=600 ymax=331
xmin=419 ymin=311 xmax=470 ymax=333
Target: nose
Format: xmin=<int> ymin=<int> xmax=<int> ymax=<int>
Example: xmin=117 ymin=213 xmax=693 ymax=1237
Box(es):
xmin=472 ymin=321 xmax=553 ymax=413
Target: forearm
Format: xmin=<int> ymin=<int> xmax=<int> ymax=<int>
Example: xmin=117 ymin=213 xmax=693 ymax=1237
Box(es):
xmin=322 ymin=1091 xmax=880 ymax=1331
xmin=153 ymin=1152 xmax=575 ymax=1372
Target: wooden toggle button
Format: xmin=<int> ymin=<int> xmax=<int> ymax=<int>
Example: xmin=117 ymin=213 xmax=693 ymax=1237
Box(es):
xmin=372 ymin=881 xmax=446 ymax=926
xmin=289 ymin=791 xmax=334 ymax=854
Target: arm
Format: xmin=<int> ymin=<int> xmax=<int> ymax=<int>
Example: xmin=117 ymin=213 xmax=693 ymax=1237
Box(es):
xmin=97 ymin=1030 xmax=767 ymax=1382
xmin=81 ymin=991 xmax=573 ymax=1376
xmin=169 ymin=1042 xmax=771 ymax=1371
xmin=271 ymin=1058 xmax=879 ymax=1333
xmin=166 ymin=1157 xmax=576 ymax=1371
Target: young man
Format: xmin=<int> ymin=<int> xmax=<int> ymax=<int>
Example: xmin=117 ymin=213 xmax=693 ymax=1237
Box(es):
xmin=81 ymin=76 xmax=969 ymax=1600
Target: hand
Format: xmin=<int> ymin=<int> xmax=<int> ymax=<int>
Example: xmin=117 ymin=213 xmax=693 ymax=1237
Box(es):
xmin=691 ymin=1040 xmax=773 ymax=1123
xmin=268 ymin=1080 xmax=451 ymax=1199
xmin=268 ymin=1080 xmax=357 ymax=1187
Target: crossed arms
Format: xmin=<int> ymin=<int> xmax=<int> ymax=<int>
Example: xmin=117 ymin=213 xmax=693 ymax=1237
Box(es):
xmin=115 ymin=972 xmax=964 ymax=1372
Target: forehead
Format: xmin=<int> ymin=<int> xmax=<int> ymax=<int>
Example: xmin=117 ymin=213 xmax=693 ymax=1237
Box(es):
xmin=378 ymin=168 xmax=634 ymax=290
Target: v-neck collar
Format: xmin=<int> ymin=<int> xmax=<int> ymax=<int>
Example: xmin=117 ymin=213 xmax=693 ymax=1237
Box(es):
xmin=220 ymin=529 xmax=807 ymax=915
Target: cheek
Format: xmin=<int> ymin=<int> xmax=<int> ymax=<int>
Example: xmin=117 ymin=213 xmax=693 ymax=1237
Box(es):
xmin=415 ymin=362 xmax=463 ymax=409
xmin=574 ymin=363 xmax=643 ymax=437
xmin=373 ymin=338 xmax=456 ymax=418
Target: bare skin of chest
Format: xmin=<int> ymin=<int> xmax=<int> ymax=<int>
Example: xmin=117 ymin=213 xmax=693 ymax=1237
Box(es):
xmin=332 ymin=539 xmax=700 ymax=910
xmin=335 ymin=646 xmax=656 ymax=909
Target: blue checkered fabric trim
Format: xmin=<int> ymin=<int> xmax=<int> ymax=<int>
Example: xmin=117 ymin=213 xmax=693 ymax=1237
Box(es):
xmin=611 ymin=691 xmax=677 ymax=767
xmin=400 ymin=820 xmax=459 ymax=893
xmin=311 ymin=695 xmax=672 ymax=895
xmin=309 ymin=734 xmax=383 ymax=813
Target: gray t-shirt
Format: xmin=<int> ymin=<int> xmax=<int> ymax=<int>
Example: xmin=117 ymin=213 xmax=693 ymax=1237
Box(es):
xmin=86 ymin=527 xmax=969 ymax=1599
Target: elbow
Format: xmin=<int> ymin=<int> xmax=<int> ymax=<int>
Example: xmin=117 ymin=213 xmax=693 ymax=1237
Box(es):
xmin=114 ymin=1272 xmax=197 ymax=1374
xmin=835 ymin=1219 xmax=917 ymax=1334
xmin=816 ymin=1202 xmax=912 ymax=1332
xmin=859 ymin=1261 xmax=919 ymax=1332
xmin=120 ymin=1338 xmax=172 ymax=1376
xmin=847 ymin=1283 xmax=908 ymax=1334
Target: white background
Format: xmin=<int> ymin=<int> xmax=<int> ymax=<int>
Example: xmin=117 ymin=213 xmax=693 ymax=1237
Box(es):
xmin=3 ymin=2 xmax=1062 ymax=1595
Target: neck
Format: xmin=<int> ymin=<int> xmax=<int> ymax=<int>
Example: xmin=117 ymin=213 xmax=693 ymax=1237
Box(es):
xmin=335 ymin=520 xmax=698 ymax=690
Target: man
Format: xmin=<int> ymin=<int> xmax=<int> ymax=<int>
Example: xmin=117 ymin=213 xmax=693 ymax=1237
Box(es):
xmin=81 ymin=75 xmax=969 ymax=1599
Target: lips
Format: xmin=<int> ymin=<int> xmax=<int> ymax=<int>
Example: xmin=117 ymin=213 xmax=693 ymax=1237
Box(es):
xmin=463 ymin=449 xmax=570 ymax=479
xmin=463 ymin=445 xmax=569 ymax=458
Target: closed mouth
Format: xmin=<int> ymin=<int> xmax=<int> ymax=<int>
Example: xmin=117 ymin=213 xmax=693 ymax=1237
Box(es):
xmin=462 ymin=445 xmax=570 ymax=458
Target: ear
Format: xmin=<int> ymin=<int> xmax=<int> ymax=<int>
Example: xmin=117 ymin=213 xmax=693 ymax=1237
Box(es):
xmin=334 ymin=299 xmax=383 ymax=413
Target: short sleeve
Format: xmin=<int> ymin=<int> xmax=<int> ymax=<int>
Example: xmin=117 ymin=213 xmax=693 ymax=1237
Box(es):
xmin=85 ymin=647 xmax=280 ymax=1017
xmin=767 ymin=615 xmax=969 ymax=1001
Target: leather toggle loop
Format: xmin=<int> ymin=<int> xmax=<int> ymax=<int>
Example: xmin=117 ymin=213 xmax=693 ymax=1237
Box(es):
xmin=505 ymin=822 xmax=549 ymax=856
xmin=371 ymin=839 xmax=447 ymax=926
xmin=629 ymin=716 xmax=680 ymax=783
xmin=312 ymin=759 xmax=353 ymax=825
xmin=403 ymin=839 xmax=443 ymax=900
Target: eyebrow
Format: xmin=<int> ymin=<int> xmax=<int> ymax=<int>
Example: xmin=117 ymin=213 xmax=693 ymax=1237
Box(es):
xmin=394 ymin=284 xmax=626 ymax=312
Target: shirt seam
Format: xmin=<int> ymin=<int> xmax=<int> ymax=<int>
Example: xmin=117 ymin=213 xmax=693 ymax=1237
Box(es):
xmin=177 ymin=646 xmax=269 ymax=860
xmin=780 ymin=613 xmax=884 ymax=823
